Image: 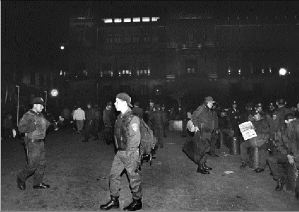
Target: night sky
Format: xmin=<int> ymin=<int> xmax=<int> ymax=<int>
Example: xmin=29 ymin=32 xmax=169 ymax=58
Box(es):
xmin=2 ymin=1 xmax=299 ymax=68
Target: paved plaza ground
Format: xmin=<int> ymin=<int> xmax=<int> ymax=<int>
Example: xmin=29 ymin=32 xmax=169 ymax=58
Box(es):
xmin=2 ymin=129 xmax=299 ymax=211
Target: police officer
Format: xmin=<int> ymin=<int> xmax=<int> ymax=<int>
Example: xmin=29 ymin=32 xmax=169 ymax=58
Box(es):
xmin=100 ymin=93 xmax=142 ymax=211
xmin=266 ymin=113 xmax=299 ymax=191
xmin=228 ymin=100 xmax=241 ymax=137
xmin=191 ymin=96 xmax=218 ymax=174
xmin=16 ymin=97 xmax=50 ymax=190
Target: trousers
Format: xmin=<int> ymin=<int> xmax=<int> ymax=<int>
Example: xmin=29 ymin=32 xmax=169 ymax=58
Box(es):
xmin=17 ymin=139 xmax=46 ymax=185
xmin=109 ymin=150 xmax=142 ymax=199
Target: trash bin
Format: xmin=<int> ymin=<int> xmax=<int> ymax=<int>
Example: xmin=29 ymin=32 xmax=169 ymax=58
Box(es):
xmin=231 ymin=136 xmax=240 ymax=155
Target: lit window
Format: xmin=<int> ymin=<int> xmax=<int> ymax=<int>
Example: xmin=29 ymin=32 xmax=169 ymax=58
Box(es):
xmin=103 ymin=18 xmax=113 ymax=23
xmin=151 ymin=17 xmax=160 ymax=22
xmin=114 ymin=18 xmax=122 ymax=23
xmin=142 ymin=17 xmax=150 ymax=22
xmin=124 ymin=18 xmax=131 ymax=23
xmin=228 ymin=69 xmax=231 ymax=75
xmin=148 ymin=69 xmax=151 ymax=75
xmin=238 ymin=69 xmax=241 ymax=75
xmin=60 ymin=70 xmax=63 ymax=76
xmin=133 ymin=17 xmax=140 ymax=22
xmin=269 ymin=68 xmax=272 ymax=73
xmin=261 ymin=69 xmax=265 ymax=74
xmin=118 ymin=72 xmax=121 ymax=76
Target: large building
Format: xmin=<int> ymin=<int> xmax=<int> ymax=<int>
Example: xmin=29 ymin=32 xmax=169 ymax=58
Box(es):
xmin=66 ymin=2 xmax=299 ymax=108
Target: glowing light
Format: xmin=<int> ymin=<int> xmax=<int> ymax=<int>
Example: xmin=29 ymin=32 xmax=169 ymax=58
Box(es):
xmin=50 ymin=89 xmax=59 ymax=97
xmin=114 ymin=18 xmax=122 ymax=23
xmin=151 ymin=17 xmax=160 ymax=22
xmin=142 ymin=17 xmax=150 ymax=22
xmin=60 ymin=45 xmax=65 ymax=50
xmin=133 ymin=17 xmax=140 ymax=22
xmin=124 ymin=18 xmax=131 ymax=23
xmin=103 ymin=18 xmax=113 ymax=23
xmin=279 ymin=68 xmax=287 ymax=76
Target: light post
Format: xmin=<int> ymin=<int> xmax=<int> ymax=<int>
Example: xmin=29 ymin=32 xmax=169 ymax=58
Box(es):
xmin=44 ymin=90 xmax=48 ymax=112
xmin=16 ymin=85 xmax=20 ymax=126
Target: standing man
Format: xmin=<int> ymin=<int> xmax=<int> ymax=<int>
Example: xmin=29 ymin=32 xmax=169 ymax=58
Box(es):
xmin=82 ymin=103 xmax=98 ymax=142
xmin=73 ymin=105 xmax=85 ymax=133
xmin=16 ymin=97 xmax=50 ymax=190
xmin=102 ymin=101 xmax=116 ymax=145
xmin=149 ymin=104 xmax=164 ymax=148
xmin=191 ymin=96 xmax=219 ymax=174
xmin=100 ymin=93 xmax=142 ymax=211
xmin=132 ymin=101 xmax=144 ymax=119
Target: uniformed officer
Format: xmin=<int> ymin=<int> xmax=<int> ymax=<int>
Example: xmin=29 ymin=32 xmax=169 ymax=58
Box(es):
xmin=100 ymin=93 xmax=142 ymax=211
xmin=266 ymin=113 xmax=299 ymax=191
xmin=191 ymin=96 xmax=218 ymax=174
xmin=228 ymin=100 xmax=241 ymax=137
xmin=16 ymin=97 xmax=50 ymax=190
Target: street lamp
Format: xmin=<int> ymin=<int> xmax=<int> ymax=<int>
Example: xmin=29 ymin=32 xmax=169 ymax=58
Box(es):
xmin=44 ymin=91 xmax=48 ymax=112
xmin=16 ymin=85 xmax=20 ymax=126
xmin=279 ymin=67 xmax=287 ymax=76
xmin=50 ymin=89 xmax=59 ymax=97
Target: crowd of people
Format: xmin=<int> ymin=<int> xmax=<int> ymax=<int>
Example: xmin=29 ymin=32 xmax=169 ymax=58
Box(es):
xmin=8 ymin=92 xmax=299 ymax=211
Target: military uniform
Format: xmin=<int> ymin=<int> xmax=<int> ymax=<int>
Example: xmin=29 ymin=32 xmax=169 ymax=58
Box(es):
xmin=109 ymin=108 xmax=142 ymax=200
xmin=17 ymin=108 xmax=50 ymax=188
xmin=191 ymin=102 xmax=218 ymax=173
xmin=266 ymin=118 xmax=299 ymax=190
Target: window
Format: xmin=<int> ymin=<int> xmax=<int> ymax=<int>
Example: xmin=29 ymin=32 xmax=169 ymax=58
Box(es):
xmin=151 ymin=17 xmax=160 ymax=22
xmin=133 ymin=17 xmax=140 ymax=22
xmin=185 ymin=59 xmax=197 ymax=74
xmin=114 ymin=18 xmax=122 ymax=23
xmin=142 ymin=17 xmax=150 ymax=22
xmin=124 ymin=18 xmax=131 ymax=23
xmin=103 ymin=18 xmax=113 ymax=23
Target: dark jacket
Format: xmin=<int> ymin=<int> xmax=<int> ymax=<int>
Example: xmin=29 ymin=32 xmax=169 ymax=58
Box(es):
xmin=18 ymin=109 xmax=50 ymax=140
xmin=191 ymin=104 xmax=218 ymax=132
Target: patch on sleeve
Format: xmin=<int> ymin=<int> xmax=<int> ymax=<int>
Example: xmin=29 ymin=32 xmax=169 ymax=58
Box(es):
xmin=131 ymin=123 xmax=139 ymax=132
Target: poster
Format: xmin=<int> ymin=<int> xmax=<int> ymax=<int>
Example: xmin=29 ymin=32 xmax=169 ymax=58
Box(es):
xmin=238 ymin=121 xmax=257 ymax=140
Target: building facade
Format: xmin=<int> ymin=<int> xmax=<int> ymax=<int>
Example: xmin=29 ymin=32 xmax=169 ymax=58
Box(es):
xmin=67 ymin=4 xmax=299 ymax=108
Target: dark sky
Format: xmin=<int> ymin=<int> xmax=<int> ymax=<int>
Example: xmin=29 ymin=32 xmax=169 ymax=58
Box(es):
xmin=2 ymin=1 xmax=299 ymax=68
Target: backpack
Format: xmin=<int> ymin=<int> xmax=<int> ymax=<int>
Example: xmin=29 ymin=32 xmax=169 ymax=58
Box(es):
xmin=139 ymin=118 xmax=157 ymax=163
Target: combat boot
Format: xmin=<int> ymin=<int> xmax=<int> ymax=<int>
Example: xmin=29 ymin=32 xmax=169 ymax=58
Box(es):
xmin=275 ymin=177 xmax=285 ymax=191
xmin=123 ymin=198 xmax=142 ymax=211
xmin=197 ymin=164 xmax=210 ymax=174
xmin=203 ymin=162 xmax=212 ymax=170
xmin=100 ymin=196 xmax=119 ymax=210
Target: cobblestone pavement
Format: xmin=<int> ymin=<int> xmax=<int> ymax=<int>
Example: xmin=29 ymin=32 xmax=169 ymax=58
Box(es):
xmin=2 ymin=129 xmax=299 ymax=211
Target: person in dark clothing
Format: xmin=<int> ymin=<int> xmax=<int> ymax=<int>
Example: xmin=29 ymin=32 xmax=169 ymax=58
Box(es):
xmin=132 ymin=101 xmax=144 ymax=119
xmin=240 ymin=112 xmax=270 ymax=173
xmin=161 ymin=104 xmax=169 ymax=137
xmin=149 ymin=104 xmax=164 ymax=148
xmin=228 ymin=100 xmax=241 ymax=138
xmin=16 ymin=97 xmax=50 ymax=190
xmin=82 ymin=103 xmax=98 ymax=142
xmin=266 ymin=113 xmax=299 ymax=192
xmin=191 ymin=96 xmax=218 ymax=174
xmin=103 ymin=102 xmax=116 ymax=145
xmin=100 ymin=93 xmax=142 ymax=211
